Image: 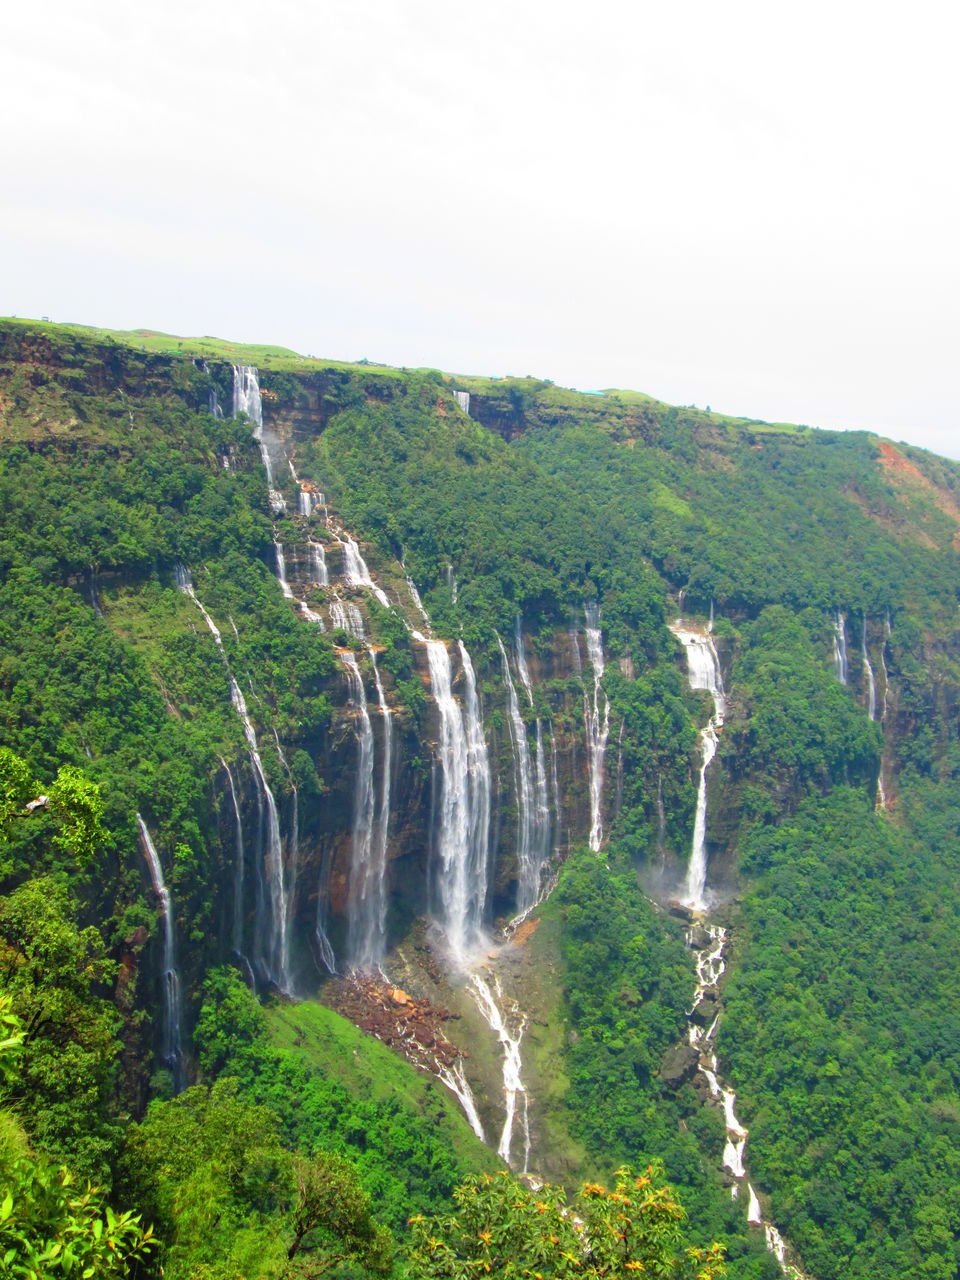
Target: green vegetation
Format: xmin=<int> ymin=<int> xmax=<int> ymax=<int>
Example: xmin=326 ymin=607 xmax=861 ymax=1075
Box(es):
xmin=405 ymin=1166 xmax=726 ymax=1279
xmin=2 ymin=315 xmax=960 ymax=1279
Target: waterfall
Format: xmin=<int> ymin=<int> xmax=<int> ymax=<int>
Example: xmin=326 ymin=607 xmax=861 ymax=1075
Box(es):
xmin=426 ymin=639 xmax=490 ymax=960
xmin=583 ymin=605 xmax=610 ymax=852
xmin=330 ymin=597 xmax=366 ymax=640
xmin=308 ymin=541 xmax=329 ymax=587
xmin=339 ymin=535 xmax=391 ymax=607
xmin=341 ymin=653 xmax=378 ymax=970
xmin=206 ymin=368 xmax=222 ymax=422
xmin=274 ymin=543 xmax=294 ymax=599
xmin=436 ymin=1061 xmax=485 ymax=1140
xmin=833 ymin=611 xmax=848 ymax=684
xmin=670 ymin=624 xmax=726 ymax=912
xmin=299 ymin=487 xmax=313 ymax=519
xmin=137 ymin=815 xmax=184 ymax=1091
xmin=176 ymin=567 xmax=291 ymax=991
xmin=370 ymin=650 xmax=393 ymax=961
xmin=219 ymin=757 xmax=248 ymax=967
xmin=498 ymin=635 xmax=550 ymax=914
xmin=233 ymin=364 xmax=283 ymax=512
xmin=877 ymin=614 xmax=892 ymax=811
xmin=861 ymin=618 xmax=877 ymax=719
xmin=454 ymin=390 xmax=470 ymax=415
xmin=687 ymin=926 xmax=809 ymax=1278
xmin=880 ymin=613 xmax=891 ymax=721
xmin=403 ymin=564 xmax=432 ymax=635
xmin=470 ymin=972 xmax=530 ymax=1170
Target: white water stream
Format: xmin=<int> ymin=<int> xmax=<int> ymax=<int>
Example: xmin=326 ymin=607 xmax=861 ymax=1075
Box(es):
xmin=137 ymin=814 xmax=184 ymax=1090
xmin=176 ymin=567 xmax=291 ymax=992
xmin=687 ymin=925 xmax=809 ymax=1278
xmin=833 ymin=612 xmax=848 ymax=684
xmin=341 ymin=650 xmax=394 ymax=971
xmin=583 ymin=604 xmax=610 ymax=851
xmin=233 ymin=364 xmax=285 ymax=512
xmin=861 ymin=618 xmax=877 ymax=721
xmin=339 ymin=534 xmax=392 ymax=607
xmin=670 ymin=623 xmax=726 ymax=911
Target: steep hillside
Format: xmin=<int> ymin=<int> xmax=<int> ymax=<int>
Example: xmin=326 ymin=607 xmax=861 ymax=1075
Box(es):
xmin=1 ymin=315 xmax=958 ymax=1279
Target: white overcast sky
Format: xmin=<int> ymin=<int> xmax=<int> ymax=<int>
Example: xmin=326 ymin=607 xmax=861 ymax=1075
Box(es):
xmin=2 ymin=1 xmax=958 ymax=457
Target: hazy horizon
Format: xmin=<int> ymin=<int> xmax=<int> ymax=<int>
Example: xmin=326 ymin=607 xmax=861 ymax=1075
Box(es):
xmin=2 ymin=1 xmax=957 ymax=459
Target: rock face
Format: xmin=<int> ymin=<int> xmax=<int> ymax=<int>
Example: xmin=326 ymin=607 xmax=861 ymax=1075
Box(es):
xmin=660 ymin=1042 xmax=700 ymax=1089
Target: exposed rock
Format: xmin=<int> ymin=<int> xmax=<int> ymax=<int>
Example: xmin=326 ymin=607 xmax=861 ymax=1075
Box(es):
xmin=660 ymin=1042 xmax=700 ymax=1088
xmin=325 ymin=973 xmax=465 ymax=1075
xmin=691 ymin=994 xmax=720 ymax=1027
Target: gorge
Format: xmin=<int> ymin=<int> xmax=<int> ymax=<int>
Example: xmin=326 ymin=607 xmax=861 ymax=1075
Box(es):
xmin=1 ymin=317 xmax=959 ymax=1280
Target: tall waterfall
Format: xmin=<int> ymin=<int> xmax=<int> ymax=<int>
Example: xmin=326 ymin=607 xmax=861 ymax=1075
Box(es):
xmin=454 ymin=390 xmax=470 ymax=415
xmin=176 ymin=567 xmax=291 ymax=991
xmin=583 ymin=605 xmax=610 ymax=852
xmin=137 ymin=814 xmax=184 ymax=1090
xmin=298 ymin=487 xmax=314 ymax=519
xmin=671 ymin=624 xmax=726 ymax=912
xmin=232 ymin=364 xmax=284 ymax=512
xmin=426 ymin=640 xmax=490 ymax=960
xmin=220 ymin=757 xmax=248 ymax=967
xmin=833 ymin=611 xmax=849 ymax=684
xmin=498 ymin=632 xmax=550 ymax=913
xmin=341 ymin=653 xmax=377 ymax=969
xmin=370 ymin=650 xmax=393 ymax=957
xmin=339 ymin=535 xmax=391 ymax=607
xmin=861 ymin=618 xmax=877 ymax=719
xmin=274 ymin=542 xmax=294 ymax=599
xmin=308 ymin=541 xmax=329 ymax=587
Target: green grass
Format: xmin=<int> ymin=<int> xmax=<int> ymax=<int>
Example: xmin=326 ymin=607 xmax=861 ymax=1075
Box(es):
xmin=264 ymin=1000 xmax=500 ymax=1175
xmin=2 ymin=314 xmax=811 ymax=440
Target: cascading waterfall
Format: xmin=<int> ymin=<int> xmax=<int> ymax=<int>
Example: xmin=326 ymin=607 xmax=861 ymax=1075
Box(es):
xmin=339 ymin=535 xmax=391 ymax=607
xmin=176 ymin=567 xmax=291 ymax=991
xmin=833 ymin=611 xmax=849 ymax=684
xmin=670 ymin=624 xmax=726 ymax=912
xmin=275 ymin=542 xmax=294 ymax=599
xmin=308 ymin=541 xmax=329 ymax=587
xmin=427 ymin=640 xmax=492 ymax=959
xmin=341 ymin=652 xmax=377 ymax=970
xmin=687 ymin=926 xmax=809 ymax=1279
xmin=470 ymin=971 xmax=531 ymax=1171
xmin=498 ymin=630 xmax=551 ymax=914
xmin=330 ymin=597 xmax=366 ymax=640
xmin=583 ymin=605 xmax=610 ymax=852
xmin=370 ymin=650 xmax=393 ymax=958
xmin=454 ymin=390 xmax=470 ymax=415
xmin=299 ymin=487 xmax=314 ymax=519
xmin=861 ymin=618 xmax=877 ymax=720
xmin=219 ymin=756 xmax=249 ymax=969
xmin=877 ymin=613 xmax=892 ymax=810
xmin=403 ymin=563 xmax=432 ymax=635
xmin=498 ymin=636 xmax=535 ymax=906
xmin=515 ymin=619 xmax=553 ymax=872
xmin=233 ymin=364 xmax=285 ymax=512
xmin=137 ymin=814 xmax=184 ymax=1090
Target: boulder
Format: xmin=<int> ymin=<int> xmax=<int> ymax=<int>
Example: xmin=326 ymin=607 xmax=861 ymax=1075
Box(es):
xmin=660 ymin=1042 xmax=700 ymax=1089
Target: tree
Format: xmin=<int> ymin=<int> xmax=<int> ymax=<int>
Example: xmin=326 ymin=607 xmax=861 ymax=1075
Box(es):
xmin=0 ymin=998 xmax=155 ymax=1279
xmin=404 ymin=1166 xmax=725 ymax=1279
xmin=287 ymin=1154 xmax=393 ymax=1276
